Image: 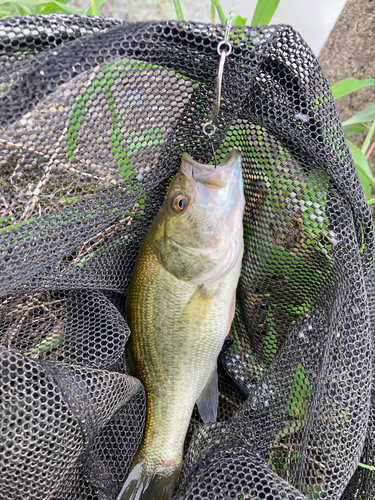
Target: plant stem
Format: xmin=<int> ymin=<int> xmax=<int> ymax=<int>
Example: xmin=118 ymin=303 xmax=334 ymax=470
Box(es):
xmin=210 ymin=1 xmax=216 ymax=23
xmin=361 ymin=120 xmax=375 ymax=155
xmin=212 ymin=0 xmax=226 ymax=24
xmin=173 ymin=0 xmax=184 ymax=20
xmin=366 ymin=140 xmax=375 ymax=160
xmin=90 ymin=0 xmax=100 ymax=16
xmin=368 ymin=198 xmax=375 ymax=205
xmin=358 ymin=462 xmax=375 ymax=471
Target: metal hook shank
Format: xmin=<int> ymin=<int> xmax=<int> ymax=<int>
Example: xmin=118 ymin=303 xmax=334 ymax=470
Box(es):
xmin=202 ymin=12 xmax=233 ymax=168
xmin=203 ymin=12 xmax=233 ymax=134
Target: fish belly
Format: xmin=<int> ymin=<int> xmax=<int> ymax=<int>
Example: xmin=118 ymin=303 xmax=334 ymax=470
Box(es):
xmin=122 ymin=244 xmax=239 ymax=498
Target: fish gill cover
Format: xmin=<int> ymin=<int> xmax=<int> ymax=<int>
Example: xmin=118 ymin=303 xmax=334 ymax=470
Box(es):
xmin=0 ymin=13 xmax=374 ymax=500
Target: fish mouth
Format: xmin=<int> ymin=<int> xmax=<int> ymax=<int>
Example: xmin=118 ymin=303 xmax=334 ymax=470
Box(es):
xmin=181 ymin=149 xmax=241 ymax=188
xmin=169 ymin=238 xmax=207 ymax=257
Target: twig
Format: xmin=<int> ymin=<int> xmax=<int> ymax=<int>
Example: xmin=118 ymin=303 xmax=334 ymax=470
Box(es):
xmin=79 ymin=170 xmax=117 ymax=185
xmin=0 ymin=138 xmax=50 ymax=158
xmin=0 ymin=138 xmax=110 ymax=179
xmin=0 ymin=196 xmax=15 ymax=220
xmin=20 ymin=144 xmax=63 ymax=221
xmin=0 ymin=313 xmax=27 ymax=348
xmin=218 ymin=391 xmax=242 ymax=410
xmin=308 ymin=455 xmax=326 ymax=470
xmin=0 ymin=293 xmax=66 ymax=353
xmin=28 ymin=295 xmax=65 ymax=315
xmin=239 ymin=329 xmax=245 ymax=363
xmin=8 ymin=152 xmax=26 ymax=186
xmin=72 ymin=216 xmax=130 ymax=264
xmin=0 ymin=297 xmax=65 ymax=320
xmin=1 ymin=196 xmax=9 ymax=211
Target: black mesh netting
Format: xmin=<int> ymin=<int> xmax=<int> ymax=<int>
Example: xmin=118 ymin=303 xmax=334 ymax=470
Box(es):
xmin=0 ymin=14 xmax=374 ymax=500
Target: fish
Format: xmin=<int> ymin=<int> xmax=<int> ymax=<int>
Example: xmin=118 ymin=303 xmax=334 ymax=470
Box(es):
xmin=117 ymin=149 xmax=245 ymax=500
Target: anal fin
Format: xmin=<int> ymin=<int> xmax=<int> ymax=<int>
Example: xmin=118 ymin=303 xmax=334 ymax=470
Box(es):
xmin=125 ymin=347 xmax=136 ymax=377
xmin=196 ymin=363 xmax=218 ymax=424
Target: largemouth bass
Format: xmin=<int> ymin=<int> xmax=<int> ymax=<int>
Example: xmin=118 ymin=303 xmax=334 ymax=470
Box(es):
xmin=118 ymin=149 xmax=245 ymax=500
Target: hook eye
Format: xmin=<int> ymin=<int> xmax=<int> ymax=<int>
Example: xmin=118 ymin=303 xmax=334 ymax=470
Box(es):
xmin=217 ymin=40 xmax=232 ymax=56
xmin=203 ymin=121 xmax=216 ymax=137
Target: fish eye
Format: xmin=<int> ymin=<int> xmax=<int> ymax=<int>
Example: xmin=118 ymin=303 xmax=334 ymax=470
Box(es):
xmin=171 ymin=193 xmax=188 ymax=213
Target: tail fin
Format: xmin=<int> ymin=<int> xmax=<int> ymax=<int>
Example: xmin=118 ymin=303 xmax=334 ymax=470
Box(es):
xmin=117 ymin=462 xmax=180 ymax=500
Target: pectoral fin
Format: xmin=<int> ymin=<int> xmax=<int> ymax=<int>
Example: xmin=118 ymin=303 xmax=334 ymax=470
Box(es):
xmin=196 ymin=363 xmax=218 ymax=423
xmin=176 ymin=284 xmax=216 ymax=332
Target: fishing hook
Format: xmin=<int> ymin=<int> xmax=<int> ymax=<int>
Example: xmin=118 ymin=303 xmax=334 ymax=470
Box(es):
xmin=202 ymin=12 xmax=233 ymax=168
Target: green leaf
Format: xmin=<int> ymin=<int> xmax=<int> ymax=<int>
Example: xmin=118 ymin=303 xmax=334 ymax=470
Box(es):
xmin=25 ymin=332 xmax=64 ymax=355
xmin=263 ymin=311 xmax=277 ymax=363
xmin=361 ymin=120 xmax=375 ymax=155
xmin=40 ymin=0 xmax=71 ymax=12
xmin=288 ymin=363 xmax=311 ymax=415
xmin=342 ymin=123 xmax=369 ymax=137
xmin=275 ymin=363 xmax=311 ymax=440
xmin=358 ymin=170 xmax=371 ymax=200
xmin=331 ymin=78 xmax=375 ymax=99
xmin=358 ymin=462 xmax=375 ymax=471
xmin=307 ymin=484 xmax=327 ymax=500
xmin=232 ymin=15 xmax=247 ymax=26
xmin=347 ymin=140 xmax=375 ymax=191
xmin=0 ymin=0 xmax=82 ymax=14
xmin=251 ymin=0 xmax=280 ymax=26
xmin=342 ymin=104 xmax=375 ymax=126
xmin=85 ymin=0 xmax=100 ymax=16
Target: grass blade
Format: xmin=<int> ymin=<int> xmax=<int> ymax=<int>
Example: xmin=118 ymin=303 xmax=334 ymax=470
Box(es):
xmin=210 ymin=0 xmax=226 ymax=24
xmin=361 ymin=120 xmax=375 ymax=155
xmin=251 ymin=0 xmax=280 ymax=26
xmin=342 ymin=104 xmax=375 ymax=127
xmin=331 ymin=78 xmax=375 ymax=99
xmin=0 ymin=0 xmax=82 ymax=14
xmin=173 ymin=0 xmax=184 ymax=20
xmin=88 ymin=0 xmax=100 ymax=16
xmin=347 ymin=140 xmax=375 ymax=196
xmin=210 ymin=1 xmax=215 ymax=23
xmin=342 ymin=123 xmax=369 ymax=137
xmin=40 ymin=0 xmax=71 ymax=13
xmin=85 ymin=0 xmax=106 ymax=15
xmin=358 ymin=462 xmax=375 ymax=471
xmin=358 ymin=170 xmax=371 ymax=200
